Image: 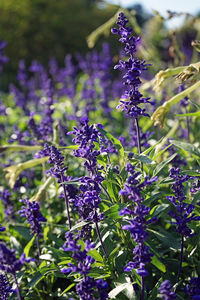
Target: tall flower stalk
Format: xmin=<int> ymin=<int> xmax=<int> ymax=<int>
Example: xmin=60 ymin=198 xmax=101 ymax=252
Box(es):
xmin=39 ymin=143 xmax=72 ymax=229
xmin=0 ymin=242 xmax=32 ymax=300
xmin=167 ymin=167 xmax=200 ymax=282
xmin=61 ymin=232 xmax=108 ymax=300
xmin=119 ymin=163 xmax=157 ymax=299
xmin=18 ymin=198 xmax=46 ymax=262
xmin=68 ymin=117 xmax=108 ymax=258
xmin=111 ymin=12 xmax=152 ymax=154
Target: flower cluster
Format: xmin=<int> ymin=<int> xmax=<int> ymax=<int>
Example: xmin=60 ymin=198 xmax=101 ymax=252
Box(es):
xmin=119 ymin=163 xmax=157 ymax=277
xmin=158 ymin=280 xmax=176 ymax=300
xmin=74 ymin=176 xmax=104 ymax=221
xmin=0 ymin=242 xmax=29 ymax=274
xmin=184 ymin=277 xmax=200 ymax=299
xmin=0 ymin=189 xmax=14 ymax=220
xmin=62 ymin=232 xmax=108 ymax=300
xmin=167 ymin=168 xmax=200 ymax=237
xmin=0 ymin=273 xmax=13 ymax=300
xmin=18 ymin=198 xmax=46 ymax=235
xmin=69 ymin=119 xmax=107 ymax=240
xmin=49 ymin=54 xmax=77 ymax=100
xmin=111 ymin=12 xmax=152 ymax=118
xmin=68 ymin=117 xmax=101 ymax=173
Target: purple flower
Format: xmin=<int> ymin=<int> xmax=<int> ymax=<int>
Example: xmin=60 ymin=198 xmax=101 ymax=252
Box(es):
xmin=17 ymin=60 xmax=28 ymax=87
xmin=68 ymin=117 xmax=101 ymax=173
xmin=28 ymin=114 xmax=42 ymax=141
xmin=184 ymin=277 xmax=200 ymax=299
xmin=0 ymin=189 xmax=14 ymax=220
xmin=0 ymin=224 xmax=5 ymax=231
xmin=158 ymin=280 xmax=176 ymax=300
xmin=119 ymin=163 xmax=157 ymax=277
xmin=62 ymin=232 xmax=108 ymax=299
xmin=47 ymin=145 xmax=67 ymax=180
xmin=0 ymin=273 xmax=13 ymax=300
xmin=0 ymin=242 xmax=29 ymax=274
xmin=18 ymin=198 xmax=46 ymax=235
xmin=167 ymin=168 xmax=200 ymax=238
xmin=0 ymin=100 xmax=6 ymax=115
xmin=111 ymin=12 xmax=152 ymax=118
xmin=9 ymin=125 xmax=31 ymax=145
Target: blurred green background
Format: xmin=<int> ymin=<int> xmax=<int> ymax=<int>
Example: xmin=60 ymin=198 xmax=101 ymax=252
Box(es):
xmin=0 ymin=0 xmax=152 ymax=87
xmin=0 ymin=0 xmax=199 ymax=89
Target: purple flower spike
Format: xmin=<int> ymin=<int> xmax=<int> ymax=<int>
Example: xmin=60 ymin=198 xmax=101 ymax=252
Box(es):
xmin=167 ymin=168 xmax=200 ymax=238
xmin=0 ymin=273 xmax=13 ymax=300
xmin=111 ymin=12 xmax=152 ymax=119
xmin=119 ymin=163 xmax=157 ymax=277
xmin=0 ymin=242 xmax=30 ymax=274
xmin=18 ymin=198 xmax=46 ymax=236
xmin=0 ymin=189 xmax=14 ymax=220
xmin=62 ymin=232 xmax=108 ymax=299
xmin=159 ymin=280 xmax=176 ymax=300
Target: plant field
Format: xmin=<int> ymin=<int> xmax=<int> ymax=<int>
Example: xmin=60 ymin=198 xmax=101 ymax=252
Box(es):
xmin=0 ymin=8 xmax=200 ymax=300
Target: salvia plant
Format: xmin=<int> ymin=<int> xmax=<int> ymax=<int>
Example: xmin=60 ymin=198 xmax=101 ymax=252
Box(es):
xmin=0 ymin=8 xmax=200 ymax=300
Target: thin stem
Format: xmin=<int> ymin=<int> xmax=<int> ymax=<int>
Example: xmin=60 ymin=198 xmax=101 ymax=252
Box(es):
xmin=140 ymin=276 xmax=145 ymax=300
xmin=13 ymin=273 xmax=22 ymax=300
xmin=95 ymin=220 xmax=108 ymax=260
xmin=135 ymin=117 xmax=141 ymax=154
xmin=185 ymin=107 xmax=190 ymax=142
xmin=61 ymin=174 xmax=71 ymax=229
xmin=176 ymin=234 xmax=184 ymax=283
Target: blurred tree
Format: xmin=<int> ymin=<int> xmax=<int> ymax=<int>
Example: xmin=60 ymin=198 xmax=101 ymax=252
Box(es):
xmin=0 ymin=0 xmax=118 ymax=86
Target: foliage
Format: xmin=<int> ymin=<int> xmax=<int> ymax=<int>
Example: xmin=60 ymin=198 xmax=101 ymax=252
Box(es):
xmin=0 ymin=6 xmax=200 ymax=300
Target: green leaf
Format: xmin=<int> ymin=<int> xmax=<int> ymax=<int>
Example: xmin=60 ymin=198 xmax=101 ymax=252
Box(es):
xmin=153 ymin=153 xmax=177 ymax=177
xmin=104 ymin=204 xmax=124 ymax=220
xmin=148 ymin=229 xmax=180 ymax=250
xmin=175 ymin=111 xmax=200 ymax=117
xmin=141 ymin=138 xmax=163 ymax=157
xmin=60 ymin=284 xmax=76 ymax=296
xmin=60 ymin=179 xmax=81 ymax=186
xmin=152 ymin=144 xmax=172 ymax=161
xmin=70 ymin=221 xmax=89 ymax=231
xmin=88 ymin=249 xmax=104 ymax=264
xmin=149 ymin=204 xmax=169 ymax=217
xmin=181 ymin=170 xmax=200 ymax=176
xmin=97 ymin=127 xmax=124 ymax=158
xmin=0 ymin=144 xmax=41 ymax=153
xmin=62 ymin=145 xmax=79 ymax=150
xmin=27 ymin=272 xmax=44 ymax=288
xmin=151 ymin=255 xmax=166 ymax=273
xmin=30 ymin=177 xmax=54 ymax=202
xmin=24 ymin=234 xmax=36 ymax=257
xmin=171 ymin=140 xmax=200 ymax=158
xmin=130 ymin=153 xmax=155 ymax=165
